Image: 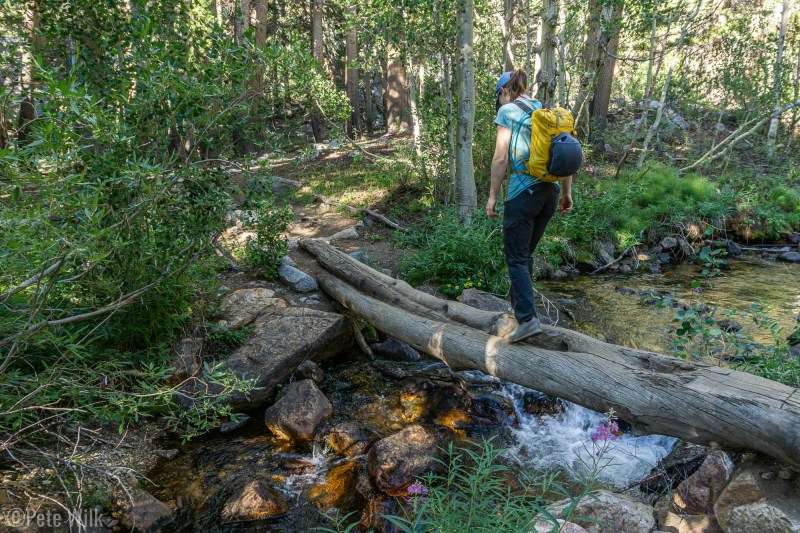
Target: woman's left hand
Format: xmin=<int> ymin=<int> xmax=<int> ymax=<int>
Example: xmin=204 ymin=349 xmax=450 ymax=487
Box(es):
xmin=559 ymin=193 xmax=573 ymax=215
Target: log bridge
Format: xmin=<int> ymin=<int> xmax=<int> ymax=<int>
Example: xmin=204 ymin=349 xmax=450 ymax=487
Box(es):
xmin=299 ymin=238 xmax=800 ymax=468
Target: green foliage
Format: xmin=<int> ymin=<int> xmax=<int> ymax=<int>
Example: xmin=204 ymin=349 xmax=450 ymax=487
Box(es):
xmin=241 ymin=199 xmax=293 ymax=279
xmin=397 ymin=208 xmax=508 ymax=295
xmin=205 ymin=325 xmax=251 ymax=357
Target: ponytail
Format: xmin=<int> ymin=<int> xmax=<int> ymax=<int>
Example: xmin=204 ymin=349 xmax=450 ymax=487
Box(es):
xmin=505 ymin=69 xmax=528 ymax=101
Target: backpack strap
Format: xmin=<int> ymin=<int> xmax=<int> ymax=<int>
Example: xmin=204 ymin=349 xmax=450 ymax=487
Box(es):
xmin=512 ymin=100 xmax=533 ymax=115
xmin=508 ymin=100 xmax=534 ymax=177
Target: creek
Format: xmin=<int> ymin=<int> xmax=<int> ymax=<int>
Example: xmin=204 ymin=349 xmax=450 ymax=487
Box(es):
xmin=148 ymin=256 xmax=799 ymax=532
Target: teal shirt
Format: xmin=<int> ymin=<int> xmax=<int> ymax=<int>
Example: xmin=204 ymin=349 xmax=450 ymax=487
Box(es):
xmin=494 ymin=98 xmax=543 ymax=201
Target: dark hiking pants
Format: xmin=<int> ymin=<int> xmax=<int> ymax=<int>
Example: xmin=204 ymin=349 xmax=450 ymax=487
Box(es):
xmin=502 ymin=182 xmax=560 ymax=324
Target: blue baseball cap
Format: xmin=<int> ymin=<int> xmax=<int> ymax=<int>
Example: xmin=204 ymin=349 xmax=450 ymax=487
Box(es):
xmin=495 ymin=71 xmax=513 ymax=99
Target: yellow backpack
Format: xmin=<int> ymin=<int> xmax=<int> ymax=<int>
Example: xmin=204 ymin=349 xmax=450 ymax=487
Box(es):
xmin=511 ymin=102 xmax=582 ymax=183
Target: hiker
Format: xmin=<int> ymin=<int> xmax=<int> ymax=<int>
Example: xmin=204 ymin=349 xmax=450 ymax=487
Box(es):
xmin=486 ymin=69 xmax=574 ymax=343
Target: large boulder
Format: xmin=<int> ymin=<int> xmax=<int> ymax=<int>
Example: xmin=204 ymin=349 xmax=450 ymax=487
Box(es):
xmin=534 ymin=519 xmax=589 ymax=533
xmin=215 ymin=306 xmax=351 ymax=410
xmin=673 ymin=450 xmax=734 ymax=515
xmin=277 ymin=264 xmax=319 ymax=292
xmin=459 ymin=288 xmax=512 ymax=313
xmin=114 ymin=487 xmax=174 ymax=533
xmin=777 ymin=251 xmax=800 ymax=264
xmin=264 ymin=379 xmax=332 ymax=443
xmin=216 ymin=288 xmax=283 ymax=330
xmin=548 ymin=490 xmax=655 ymax=533
xmin=221 ymin=480 xmax=288 ymax=523
xmin=367 ymin=425 xmax=438 ymax=496
xmin=326 ymin=422 xmax=380 ymax=456
xmin=713 ymin=460 xmax=800 ymax=533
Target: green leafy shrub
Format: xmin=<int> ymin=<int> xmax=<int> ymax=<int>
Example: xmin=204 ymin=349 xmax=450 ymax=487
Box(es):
xmin=242 ymin=199 xmax=293 ymax=279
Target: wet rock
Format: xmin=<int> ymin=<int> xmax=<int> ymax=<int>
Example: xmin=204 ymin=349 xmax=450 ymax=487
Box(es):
xmin=216 ymin=288 xmax=283 ymax=330
xmin=575 ymin=252 xmax=601 ymax=273
xmin=277 ymin=265 xmax=319 ymax=292
xmin=615 ymin=286 xmax=638 ymax=295
xmin=220 ymin=415 xmax=250 ymax=434
xmin=307 ymin=457 xmax=365 ymax=511
xmin=294 ymin=360 xmax=324 ymax=383
xmin=348 ymin=250 xmax=370 ymax=265
xmin=640 ymin=442 xmax=707 ymax=494
xmin=330 ymin=226 xmax=360 ymax=241
xmin=221 ymin=480 xmax=288 ymax=523
xmin=371 ymin=337 xmax=421 ymax=362
xmin=716 ymin=318 xmax=742 ymax=333
xmin=549 ymin=490 xmax=656 ymax=533
xmin=367 ymin=425 xmax=438 ymax=496
xmin=649 ymin=263 xmax=662 ymax=274
xmin=459 ymin=288 xmax=512 ymax=313
xmin=660 ymin=237 xmax=679 ymax=250
xmin=726 ymin=241 xmax=742 ymax=257
xmin=264 ymin=379 xmax=333 ymax=443
xmin=211 ymin=306 xmax=351 ymax=410
xmin=431 ymin=387 xmax=516 ymax=432
xmin=153 ymin=449 xmax=179 ymax=460
xmin=777 ymin=251 xmax=800 ymax=263
xmin=327 ymin=422 xmax=380 ymax=456
xmin=523 ymin=391 xmax=565 ymax=416
xmin=673 ymin=450 xmax=734 ymax=515
xmin=619 ymin=264 xmax=632 ymax=274
xmin=115 ymin=487 xmax=174 ymax=532
xmin=714 ymin=460 xmax=800 ymax=533
xmin=660 ymin=510 xmax=723 ymax=533
xmin=170 ymin=336 xmax=203 ymax=380
xmin=281 ymin=255 xmax=296 ymax=267
xmin=657 ymin=253 xmax=672 ymax=265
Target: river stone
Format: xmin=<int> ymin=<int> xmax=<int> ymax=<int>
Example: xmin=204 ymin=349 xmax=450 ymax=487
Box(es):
xmin=221 ymin=480 xmax=288 ymax=523
xmin=660 ymin=237 xmax=679 ymax=250
xmin=640 ymin=443 xmax=707 ymax=494
xmin=264 ymin=379 xmax=332 ymax=443
xmin=523 ymin=390 xmax=565 ymax=416
xmin=216 ymin=288 xmax=282 ymax=330
xmin=170 ymin=336 xmax=203 ymax=380
xmin=114 ymin=486 xmax=174 ymax=533
xmin=327 ymin=422 xmax=380 ymax=456
xmin=660 ymin=511 xmax=723 ymax=533
xmin=213 ymin=306 xmax=351 ymax=410
xmin=348 ymin=250 xmax=370 ymax=265
xmin=277 ymin=264 xmax=318 ymax=292
xmin=220 ymin=415 xmax=250 ymax=434
xmin=459 ymin=288 xmax=513 ymax=313
xmin=548 ymin=490 xmax=655 ymax=533
xmin=294 ymin=360 xmax=324 ymax=383
xmin=306 ymin=457 xmax=364 ymax=510
xmin=534 ymin=519 xmax=589 ymax=532
xmin=726 ymin=241 xmax=743 ymax=257
xmin=716 ymin=318 xmax=742 ymax=333
xmin=371 ymin=337 xmax=421 ymax=362
xmin=367 ymin=425 xmax=438 ymax=496
xmin=777 ymin=251 xmax=800 ymax=263
xmin=330 ymin=226 xmax=360 ymax=241
xmin=673 ymin=450 xmax=734 ymax=515
xmin=713 ymin=460 xmax=800 ymax=533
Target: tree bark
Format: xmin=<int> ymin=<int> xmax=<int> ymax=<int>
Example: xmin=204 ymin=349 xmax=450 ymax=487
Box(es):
xmin=386 ymin=42 xmax=412 ymax=133
xmin=500 ymin=0 xmax=516 ymax=71
xmin=17 ymin=1 xmax=42 ymax=144
xmin=233 ymin=0 xmax=250 ymax=45
xmin=766 ymin=0 xmax=789 ymax=156
xmin=252 ymin=0 xmax=268 ymax=116
xmin=588 ymin=0 xmax=625 ymax=153
xmin=536 ymin=0 xmax=558 ymax=106
xmin=456 ymin=0 xmax=477 ymax=222
xmin=310 ymin=0 xmax=324 ymax=143
xmin=345 ymin=5 xmax=361 ymax=139
xmin=300 ymin=238 xmax=800 ymax=469
xmin=788 ymin=40 xmax=800 ymax=149
xmin=408 ymin=58 xmax=428 ymax=182
xmin=364 ymin=69 xmax=375 ymax=136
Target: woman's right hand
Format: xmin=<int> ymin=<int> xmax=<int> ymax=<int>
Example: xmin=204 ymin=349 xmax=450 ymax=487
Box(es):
xmin=486 ymin=197 xmax=498 ymax=217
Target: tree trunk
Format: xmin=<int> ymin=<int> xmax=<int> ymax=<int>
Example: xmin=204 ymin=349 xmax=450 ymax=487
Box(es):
xmin=310 ymin=0 xmax=324 ymax=143
xmin=17 ymin=1 xmax=42 ymax=144
xmin=211 ymin=0 xmax=222 ymax=25
xmin=500 ymin=0 xmax=516 ymax=71
xmin=637 ymin=0 xmax=702 ymax=169
xmin=788 ymin=40 xmax=800 ymax=149
xmin=408 ymin=59 xmax=428 ymax=182
xmin=557 ymin=0 xmax=567 ymax=107
xmin=252 ymin=0 xmax=268 ymax=116
xmin=456 ymin=0 xmax=477 ymax=222
xmin=536 ymin=0 xmax=557 ymax=106
xmin=588 ymin=0 xmax=625 ymax=154
xmin=300 ymin=238 xmax=800 ymax=469
xmin=344 ymin=5 xmax=360 ymax=139
xmin=233 ymin=0 xmax=250 ymax=45
xmin=386 ymin=42 xmax=412 ymax=134
xmin=525 ymin=0 xmax=532 ymax=80
xmin=364 ymin=69 xmax=375 ymax=136
xmin=766 ymin=0 xmax=789 ymax=156
xmin=444 ymin=55 xmax=457 ymax=205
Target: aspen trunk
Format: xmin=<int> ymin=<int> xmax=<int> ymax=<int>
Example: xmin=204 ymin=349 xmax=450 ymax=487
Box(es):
xmin=536 ymin=0 xmax=557 ymax=106
xmin=456 ymin=0 xmax=477 ymax=222
xmin=17 ymin=1 xmax=41 ymax=144
xmin=345 ymin=5 xmax=361 ymax=139
xmin=767 ymin=0 xmax=789 ymax=156
xmin=310 ymin=0 xmax=325 ymax=143
xmin=501 ymin=0 xmax=516 ymax=71
xmin=300 ymin=238 xmax=800 ymax=469
xmin=637 ymin=0 xmax=702 ymax=169
xmin=589 ymin=0 xmax=624 ymax=153
xmin=408 ymin=59 xmax=428 ymax=182
xmin=364 ymin=70 xmax=375 ymax=136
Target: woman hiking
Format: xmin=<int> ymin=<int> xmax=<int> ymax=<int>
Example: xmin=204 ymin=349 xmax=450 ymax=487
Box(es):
xmin=486 ymin=69 xmax=573 ymax=343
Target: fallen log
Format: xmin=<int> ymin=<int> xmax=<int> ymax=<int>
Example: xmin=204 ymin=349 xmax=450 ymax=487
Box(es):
xmin=300 ymin=238 xmax=800 ymax=467
xmin=314 ymin=194 xmax=409 ymax=233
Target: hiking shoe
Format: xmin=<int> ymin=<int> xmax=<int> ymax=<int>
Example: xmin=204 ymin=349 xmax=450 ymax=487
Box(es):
xmin=508 ymin=318 xmax=544 ymax=343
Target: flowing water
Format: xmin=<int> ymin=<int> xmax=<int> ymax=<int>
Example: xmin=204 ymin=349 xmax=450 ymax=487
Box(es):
xmin=149 ymin=256 xmax=799 ymax=531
